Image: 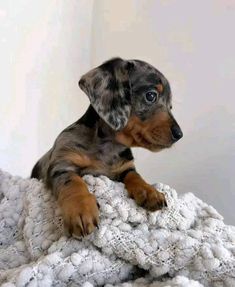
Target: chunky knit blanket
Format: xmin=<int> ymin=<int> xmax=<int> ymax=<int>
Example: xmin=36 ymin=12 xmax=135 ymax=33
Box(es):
xmin=0 ymin=169 xmax=235 ymax=287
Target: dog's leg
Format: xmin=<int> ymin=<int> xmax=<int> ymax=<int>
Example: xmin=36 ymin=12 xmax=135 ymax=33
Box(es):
xmin=121 ymin=169 xmax=167 ymax=211
xmin=49 ymin=168 xmax=99 ymax=237
xmin=58 ymin=174 xmax=99 ymax=237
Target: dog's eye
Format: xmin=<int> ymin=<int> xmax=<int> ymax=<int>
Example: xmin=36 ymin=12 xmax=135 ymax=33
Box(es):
xmin=145 ymin=91 xmax=158 ymax=103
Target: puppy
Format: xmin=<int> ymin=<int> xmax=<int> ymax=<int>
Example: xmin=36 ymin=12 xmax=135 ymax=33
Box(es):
xmin=31 ymin=57 xmax=183 ymax=237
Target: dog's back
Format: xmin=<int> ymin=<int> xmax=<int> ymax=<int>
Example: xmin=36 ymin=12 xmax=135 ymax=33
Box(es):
xmin=31 ymin=149 xmax=52 ymax=181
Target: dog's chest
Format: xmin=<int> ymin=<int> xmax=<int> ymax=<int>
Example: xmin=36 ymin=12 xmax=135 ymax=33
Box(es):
xmin=97 ymin=141 xmax=121 ymax=164
xmin=81 ymin=142 xmax=127 ymax=180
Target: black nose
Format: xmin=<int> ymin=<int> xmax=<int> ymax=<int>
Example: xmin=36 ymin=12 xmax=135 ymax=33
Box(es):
xmin=171 ymin=125 xmax=183 ymax=142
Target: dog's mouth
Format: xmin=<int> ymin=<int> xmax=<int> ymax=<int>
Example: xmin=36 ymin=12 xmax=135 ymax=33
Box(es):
xmin=143 ymin=142 xmax=173 ymax=152
xmin=133 ymin=132 xmax=173 ymax=151
xmin=115 ymin=122 xmax=175 ymax=151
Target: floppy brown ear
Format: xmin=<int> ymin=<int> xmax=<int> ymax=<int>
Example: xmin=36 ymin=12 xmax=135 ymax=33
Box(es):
xmin=78 ymin=57 xmax=133 ymax=131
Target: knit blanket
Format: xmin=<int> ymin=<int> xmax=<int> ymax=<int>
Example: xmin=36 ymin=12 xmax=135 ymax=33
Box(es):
xmin=0 ymin=169 xmax=234 ymax=287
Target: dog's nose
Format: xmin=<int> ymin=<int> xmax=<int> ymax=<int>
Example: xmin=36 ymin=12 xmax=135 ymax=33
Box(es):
xmin=171 ymin=125 xmax=183 ymax=142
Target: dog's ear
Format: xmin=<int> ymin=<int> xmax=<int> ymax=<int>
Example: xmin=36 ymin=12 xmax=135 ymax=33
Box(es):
xmin=79 ymin=58 xmax=134 ymax=130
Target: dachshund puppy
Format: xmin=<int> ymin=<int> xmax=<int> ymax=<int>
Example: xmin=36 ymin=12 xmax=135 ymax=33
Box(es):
xmin=31 ymin=57 xmax=183 ymax=238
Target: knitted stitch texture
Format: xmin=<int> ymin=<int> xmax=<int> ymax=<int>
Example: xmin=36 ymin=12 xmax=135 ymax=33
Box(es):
xmin=0 ymin=169 xmax=234 ymax=287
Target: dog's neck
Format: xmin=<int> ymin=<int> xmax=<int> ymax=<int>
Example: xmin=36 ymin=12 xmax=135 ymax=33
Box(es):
xmin=78 ymin=105 xmax=126 ymax=150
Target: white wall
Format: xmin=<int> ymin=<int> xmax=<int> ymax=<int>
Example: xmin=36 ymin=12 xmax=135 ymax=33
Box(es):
xmin=0 ymin=0 xmax=93 ymax=176
xmin=0 ymin=1 xmax=234 ymax=224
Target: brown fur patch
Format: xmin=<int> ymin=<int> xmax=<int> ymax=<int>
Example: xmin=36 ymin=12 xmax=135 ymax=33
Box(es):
xmin=156 ymin=83 xmax=164 ymax=94
xmin=111 ymin=160 xmax=135 ymax=175
xmin=116 ymin=112 xmax=173 ymax=151
xmin=57 ymin=149 xmax=134 ymax=182
xmin=124 ymin=172 xmax=167 ymax=211
xmin=58 ymin=175 xmax=99 ymax=237
xmin=62 ymin=152 xmax=97 ymax=168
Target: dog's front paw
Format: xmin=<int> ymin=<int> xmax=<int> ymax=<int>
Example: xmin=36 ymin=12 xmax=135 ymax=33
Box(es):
xmin=127 ymin=182 xmax=167 ymax=211
xmin=60 ymin=192 xmax=99 ymax=238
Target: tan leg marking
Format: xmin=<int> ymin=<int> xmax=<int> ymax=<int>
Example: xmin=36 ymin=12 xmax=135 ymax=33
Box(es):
xmin=58 ymin=175 xmax=99 ymax=237
xmin=124 ymin=172 xmax=167 ymax=211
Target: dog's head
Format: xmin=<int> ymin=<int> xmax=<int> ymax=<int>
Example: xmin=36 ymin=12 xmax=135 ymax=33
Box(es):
xmin=79 ymin=57 xmax=183 ymax=151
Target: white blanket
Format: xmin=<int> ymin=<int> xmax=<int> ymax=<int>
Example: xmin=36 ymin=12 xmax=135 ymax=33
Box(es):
xmin=0 ymin=169 xmax=234 ymax=287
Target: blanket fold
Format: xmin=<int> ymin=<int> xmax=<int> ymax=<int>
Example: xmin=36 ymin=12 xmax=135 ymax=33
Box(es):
xmin=0 ymin=169 xmax=234 ymax=287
